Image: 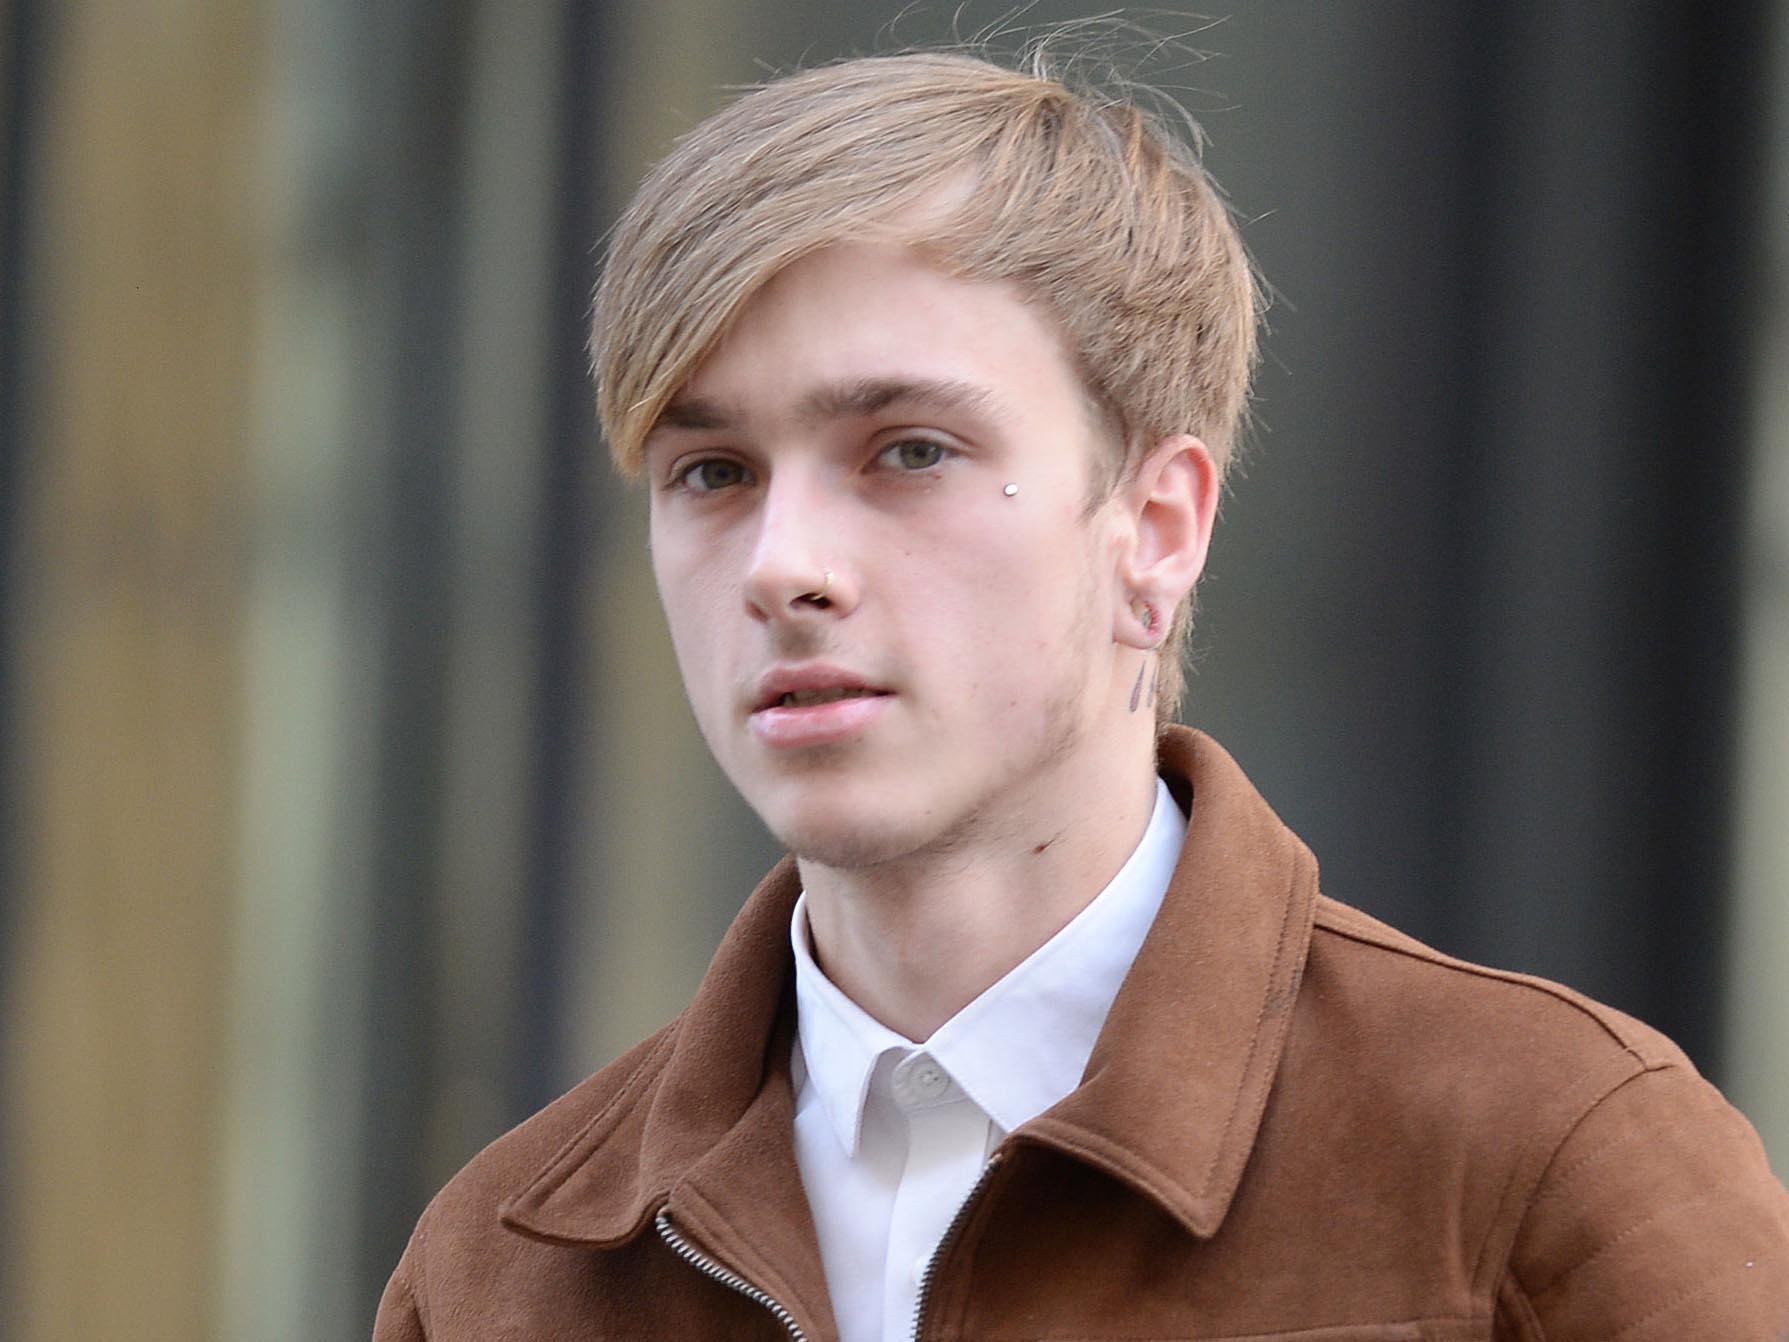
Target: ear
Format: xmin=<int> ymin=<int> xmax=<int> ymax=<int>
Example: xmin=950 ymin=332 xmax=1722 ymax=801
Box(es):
xmin=1113 ymin=435 xmax=1218 ymax=649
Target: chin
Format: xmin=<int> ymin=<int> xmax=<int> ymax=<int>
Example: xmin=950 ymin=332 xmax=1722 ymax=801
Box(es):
xmin=760 ymin=795 xmax=939 ymax=872
xmin=768 ymin=815 xmax=913 ymax=871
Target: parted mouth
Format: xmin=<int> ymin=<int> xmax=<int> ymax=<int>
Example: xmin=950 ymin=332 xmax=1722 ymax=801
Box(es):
xmin=773 ymin=686 xmax=886 ymax=709
xmin=751 ymin=664 xmax=892 ymax=714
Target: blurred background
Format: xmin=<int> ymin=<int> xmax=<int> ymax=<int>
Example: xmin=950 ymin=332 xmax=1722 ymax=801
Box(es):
xmin=2 ymin=1 xmax=1786 ymax=1338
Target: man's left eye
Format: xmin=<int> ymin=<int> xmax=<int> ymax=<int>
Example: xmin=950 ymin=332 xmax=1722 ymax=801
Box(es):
xmin=880 ymin=438 xmax=948 ymax=471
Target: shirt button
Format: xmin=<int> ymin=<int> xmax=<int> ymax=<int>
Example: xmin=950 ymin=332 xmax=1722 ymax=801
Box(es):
xmin=893 ymin=1051 xmax=952 ymax=1105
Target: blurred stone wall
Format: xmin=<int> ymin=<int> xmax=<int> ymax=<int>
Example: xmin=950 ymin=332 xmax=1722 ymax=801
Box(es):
xmin=5 ymin=4 xmax=259 ymax=1337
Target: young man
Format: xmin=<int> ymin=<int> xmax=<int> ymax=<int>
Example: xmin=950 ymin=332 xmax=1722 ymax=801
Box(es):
xmin=376 ymin=51 xmax=1789 ymax=1340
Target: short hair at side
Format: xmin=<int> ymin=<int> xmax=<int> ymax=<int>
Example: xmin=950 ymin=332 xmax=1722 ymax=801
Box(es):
xmin=592 ymin=46 xmax=1262 ymax=719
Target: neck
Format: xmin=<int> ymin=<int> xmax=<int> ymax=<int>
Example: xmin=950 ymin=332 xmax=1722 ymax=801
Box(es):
xmin=797 ymin=730 xmax=1161 ymax=1042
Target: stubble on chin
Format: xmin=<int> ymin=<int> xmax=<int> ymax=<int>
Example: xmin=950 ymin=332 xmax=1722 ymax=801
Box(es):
xmin=784 ymin=823 xmax=932 ymax=875
xmin=763 ymin=758 xmax=941 ymax=871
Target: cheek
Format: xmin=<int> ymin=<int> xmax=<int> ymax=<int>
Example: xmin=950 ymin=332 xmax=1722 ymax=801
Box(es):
xmin=653 ymin=548 xmax=735 ymax=674
xmin=975 ymin=504 xmax=1101 ymax=612
xmin=897 ymin=508 xmax=1099 ymax=674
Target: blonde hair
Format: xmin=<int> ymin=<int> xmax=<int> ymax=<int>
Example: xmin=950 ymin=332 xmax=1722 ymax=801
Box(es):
xmin=592 ymin=48 xmax=1261 ymax=717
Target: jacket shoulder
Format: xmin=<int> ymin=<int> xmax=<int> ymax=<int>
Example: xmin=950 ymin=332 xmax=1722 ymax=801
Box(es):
xmin=1309 ymin=895 xmax=1684 ymax=1068
xmin=1293 ymin=892 xmax=1690 ymax=1204
xmin=1300 ymin=896 xmax=1789 ymax=1337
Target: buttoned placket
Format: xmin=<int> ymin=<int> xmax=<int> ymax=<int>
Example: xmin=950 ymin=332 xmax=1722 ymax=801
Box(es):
xmin=879 ymin=1050 xmax=994 ymax=1342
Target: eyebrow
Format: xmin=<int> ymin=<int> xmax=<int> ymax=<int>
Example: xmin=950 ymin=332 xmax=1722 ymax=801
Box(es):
xmin=652 ymin=376 xmax=1002 ymax=436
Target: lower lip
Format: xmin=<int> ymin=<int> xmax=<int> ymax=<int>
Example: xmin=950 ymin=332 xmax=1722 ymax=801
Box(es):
xmin=749 ymin=693 xmax=892 ymax=748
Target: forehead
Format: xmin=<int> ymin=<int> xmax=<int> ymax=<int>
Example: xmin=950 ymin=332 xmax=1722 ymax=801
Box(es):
xmin=668 ymin=242 xmax=1092 ymax=433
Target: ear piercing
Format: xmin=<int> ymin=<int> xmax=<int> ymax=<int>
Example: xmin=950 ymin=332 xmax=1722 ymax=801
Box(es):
xmin=1132 ymin=597 xmax=1160 ymax=640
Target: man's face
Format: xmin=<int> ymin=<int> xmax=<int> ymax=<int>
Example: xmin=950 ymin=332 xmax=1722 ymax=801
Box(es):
xmin=644 ymin=242 xmax=1136 ymax=868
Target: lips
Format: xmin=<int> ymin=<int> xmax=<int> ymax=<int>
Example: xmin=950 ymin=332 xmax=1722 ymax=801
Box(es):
xmin=749 ymin=664 xmax=893 ymax=748
xmin=750 ymin=664 xmax=889 ymax=714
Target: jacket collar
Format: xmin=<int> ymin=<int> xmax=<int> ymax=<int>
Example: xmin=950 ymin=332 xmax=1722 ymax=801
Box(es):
xmin=500 ymin=852 xmax=806 ymax=1247
xmin=1019 ymin=728 xmax=1318 ymax=1237
xmin=501 ymin=727 xmax=1317 ymax=1249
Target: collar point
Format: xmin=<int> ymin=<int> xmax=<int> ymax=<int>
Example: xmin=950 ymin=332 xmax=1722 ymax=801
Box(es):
xmin=498 ymin=1189 xmax=663 ymax=1251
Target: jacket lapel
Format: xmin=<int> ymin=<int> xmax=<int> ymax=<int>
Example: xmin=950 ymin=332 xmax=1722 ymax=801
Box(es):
xmin=499 ymin=860 xmax=832 ymax=1316
xmin=1020 ymin=728 xmax=1319 ymax=1239
xmin=662 ymin=1011 xmax=839 ymax=1338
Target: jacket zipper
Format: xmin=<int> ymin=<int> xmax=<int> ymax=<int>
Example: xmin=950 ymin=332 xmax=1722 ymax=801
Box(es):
xmin=909 ymin=1152 xmax=1006 ymax=1342
xmin=655 ymin=1207 xmax=808 ymax=1341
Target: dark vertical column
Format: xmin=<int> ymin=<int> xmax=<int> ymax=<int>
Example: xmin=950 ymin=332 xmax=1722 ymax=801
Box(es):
xmin=1189 ymin=3 xmax=1488 ymax=950
xmin=0 ymin=2 xmax=46 ymax=1327
xmin=354 ymin=0 xmax=474 ymax=1319
xmin=1632 ymin=7 xmax=1766 ymax=1078
xmin=1443 ymin=2 xmax=1766 ymax=1072
xmin=516 ymin=0 xmax=607 ymax=1116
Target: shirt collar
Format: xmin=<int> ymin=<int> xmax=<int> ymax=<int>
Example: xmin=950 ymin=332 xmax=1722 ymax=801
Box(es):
xmin=790 ymin=898 xmax=913 ymax=1155
xmin=791 ymin=778 xmax=1187 ymax=1155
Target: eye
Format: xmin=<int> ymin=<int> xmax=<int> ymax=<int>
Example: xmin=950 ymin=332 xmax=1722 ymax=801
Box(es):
xmin=675 ymin=457 xmax=752 ymax=493
xmin=877 ymin=437 xmax=951 ymax=472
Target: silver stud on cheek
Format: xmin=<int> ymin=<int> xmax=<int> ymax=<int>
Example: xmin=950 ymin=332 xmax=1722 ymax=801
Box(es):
xmin=1002 ymin=482 xmax=1020 ymax=497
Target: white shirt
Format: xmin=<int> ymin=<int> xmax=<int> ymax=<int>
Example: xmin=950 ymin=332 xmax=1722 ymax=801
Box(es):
xmin=789 ymin=780 xmax=1188 ymax=1342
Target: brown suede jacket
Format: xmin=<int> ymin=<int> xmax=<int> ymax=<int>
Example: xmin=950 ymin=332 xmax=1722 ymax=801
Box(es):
xmin=376 ymin=728 xmax=1789 ymax=1340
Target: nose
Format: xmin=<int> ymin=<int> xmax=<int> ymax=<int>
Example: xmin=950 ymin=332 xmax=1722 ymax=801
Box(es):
xmin=742 ymin=472 xmax=855 ymax=621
